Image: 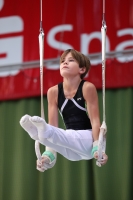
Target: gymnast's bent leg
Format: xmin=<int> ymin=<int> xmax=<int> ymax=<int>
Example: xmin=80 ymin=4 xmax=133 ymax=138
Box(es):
xmin=30 ymin=116 xmax=93 ymax=160
xmin=20 ymin=115 xmax=93 ymax=160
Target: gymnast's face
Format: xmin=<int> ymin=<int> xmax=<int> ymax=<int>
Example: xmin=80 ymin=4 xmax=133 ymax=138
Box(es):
xmin=60 ymin=53 xmax=81 ymax=78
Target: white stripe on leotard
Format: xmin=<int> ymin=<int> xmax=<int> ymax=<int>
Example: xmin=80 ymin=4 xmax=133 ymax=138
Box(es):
xmin=71 ymin=98 xmax=87 ymax=112
xmin=61 ymin=99 xmax=68 ymax=113
xmin=61 ymin=98 xmax=87 ymax=113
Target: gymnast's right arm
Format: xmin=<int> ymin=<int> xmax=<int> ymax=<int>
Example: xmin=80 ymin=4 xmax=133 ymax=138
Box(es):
xmin=36 ymin=85 xmax=58 ymax=172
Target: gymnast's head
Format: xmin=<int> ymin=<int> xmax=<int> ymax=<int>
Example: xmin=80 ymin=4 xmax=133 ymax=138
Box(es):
xmin=60 ymin=49 xmax=91 ymax=79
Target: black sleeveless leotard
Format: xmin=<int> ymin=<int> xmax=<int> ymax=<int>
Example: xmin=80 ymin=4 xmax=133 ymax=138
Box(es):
xmin=58 ymin=80 xmax=92 ymax=130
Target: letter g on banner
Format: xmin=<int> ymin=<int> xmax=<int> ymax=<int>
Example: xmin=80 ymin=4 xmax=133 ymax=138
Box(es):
xmin=0 ymin=0 xmax=4 ymax=10
xmin=0 ymin=0 xmax=24 ymax=77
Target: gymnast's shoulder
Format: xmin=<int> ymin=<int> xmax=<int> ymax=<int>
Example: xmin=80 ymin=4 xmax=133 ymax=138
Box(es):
xmin=83 ymin=81 xmax=98 ymax=98
xmin=83 ymin=81 xmax=97 ymax=91
xmin=47 ymin=85 xmax=58 ymax=101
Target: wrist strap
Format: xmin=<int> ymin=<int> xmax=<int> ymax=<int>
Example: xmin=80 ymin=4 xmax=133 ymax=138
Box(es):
xmin=91 ymin=146 xmax=98 ymax=156
xmin=93 ymin=140 xmax=98 ymax=147
xmin=42 ymin=151 xmax=55 ymax=162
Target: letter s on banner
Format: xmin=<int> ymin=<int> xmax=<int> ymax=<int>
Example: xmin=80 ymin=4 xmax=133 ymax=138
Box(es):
xmin=47 ymin=24 xmax=74 ymax=51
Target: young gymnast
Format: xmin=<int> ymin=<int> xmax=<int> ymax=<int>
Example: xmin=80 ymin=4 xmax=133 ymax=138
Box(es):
xmin=20 ymin=49 xmax=108 ymax=172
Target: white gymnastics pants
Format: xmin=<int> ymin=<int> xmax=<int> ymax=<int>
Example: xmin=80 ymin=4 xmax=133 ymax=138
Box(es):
xmin=38 ymin=124 xmax=93 ymax=161
xmin=20 ymin=115 xmax=93 ymax=161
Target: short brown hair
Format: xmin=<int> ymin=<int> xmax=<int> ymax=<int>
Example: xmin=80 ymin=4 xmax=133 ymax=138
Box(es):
xmin=60 ymin=49 xmax=91 ymax=79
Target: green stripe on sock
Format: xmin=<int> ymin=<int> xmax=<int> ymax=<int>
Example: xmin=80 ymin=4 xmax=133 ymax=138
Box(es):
xmin=91 ymin=146 xmax=98 ymax=156
xmin=42 ymin=151 xmax=55 ymax=162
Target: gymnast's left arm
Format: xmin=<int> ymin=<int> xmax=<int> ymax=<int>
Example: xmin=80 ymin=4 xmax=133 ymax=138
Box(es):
xmin=83 ymin=81 xmax=108 ymax=165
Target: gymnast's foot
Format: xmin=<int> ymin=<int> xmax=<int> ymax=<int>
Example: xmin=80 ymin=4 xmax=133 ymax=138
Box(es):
xmin=29 ymin=116 xmax=48 ymax=131
xmin=29 ymin=116 xmax=50 ymax=139
xmin=20 ymin=114 xmax=39 ymax=140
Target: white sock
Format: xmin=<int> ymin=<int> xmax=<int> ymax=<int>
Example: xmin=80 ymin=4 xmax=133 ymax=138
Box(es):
xmin=29 ymin=116 xmax=50 ymax=139
xmin=29 ymin=116 xmax=47 ymax=130
xmin=20 ymin=114 xmax=39 ymax=140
